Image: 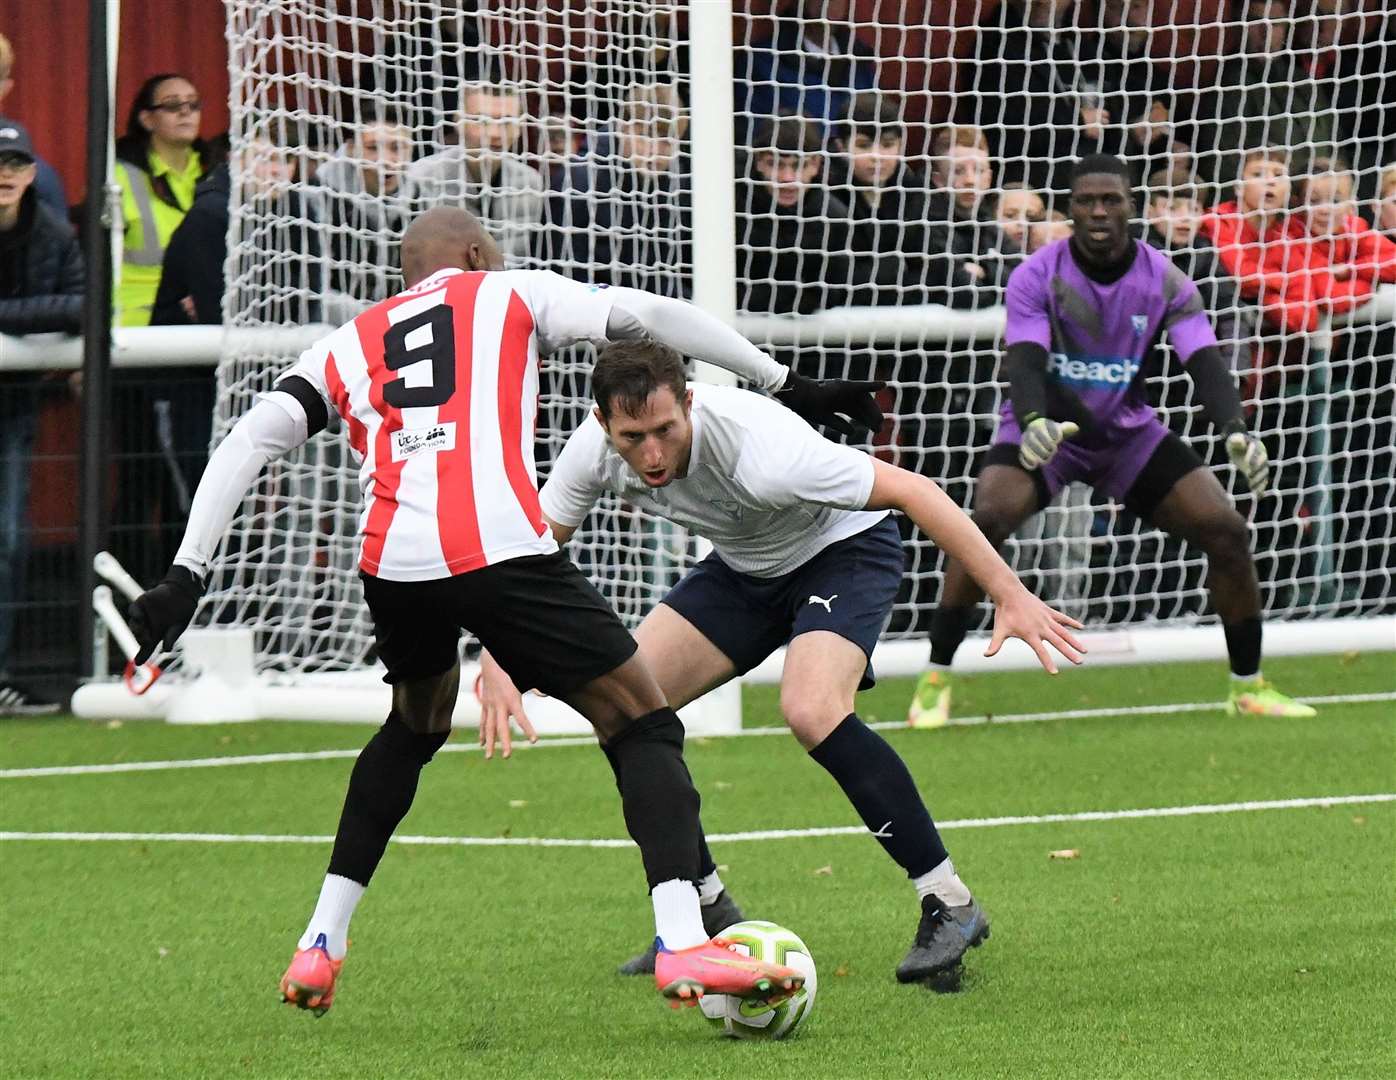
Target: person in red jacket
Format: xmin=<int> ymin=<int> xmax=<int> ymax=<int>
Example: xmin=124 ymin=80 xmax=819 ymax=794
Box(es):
xmin=1379 ymin=166 xmax=1396 ymax=241
xmin=1200 ymin=147 xmax=1322 ymax=336
xmin=1298 ymin=157 xmax=1396 ymax=316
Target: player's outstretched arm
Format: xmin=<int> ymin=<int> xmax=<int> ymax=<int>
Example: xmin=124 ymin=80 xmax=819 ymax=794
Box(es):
xmin=603 ymin=288 xmax=884 ymax=436
xmin=128 ymin=395 xmax=312 ymax=663
xmin=864 ymin=458 xmax=1086 ymax=674
xmin=1181 ymin=343 xmax=1270 ymax=496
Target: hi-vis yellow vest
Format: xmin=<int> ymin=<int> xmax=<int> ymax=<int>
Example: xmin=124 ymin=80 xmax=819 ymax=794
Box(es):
xmin=115 ymin=149 xmax=202 ymax=327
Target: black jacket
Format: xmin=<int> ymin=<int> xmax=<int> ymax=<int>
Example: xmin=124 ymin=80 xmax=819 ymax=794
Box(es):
xmin=958 ymin=4 xmax=1108 ymax=195
xmin=151 ymin=164 xmax=229 ymax=325
xmin=152 ymin=163 xmax=321 ymax=326
xmin=826 ymin=160 xmax=985 ymax=309
xmin=0 ymin=187 xmax=84 ymax=335
xmin=735 ymin=162 xmax=875 ymax=316
xmin=924 ymin=189 xmax=1023 ymax=308
xmin=538 ymin=134 xmax=693 ymax=299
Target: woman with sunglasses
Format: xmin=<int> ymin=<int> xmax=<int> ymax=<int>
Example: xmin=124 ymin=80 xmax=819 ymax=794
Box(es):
xmin=113 ymin=73 xmax=220 ymax=327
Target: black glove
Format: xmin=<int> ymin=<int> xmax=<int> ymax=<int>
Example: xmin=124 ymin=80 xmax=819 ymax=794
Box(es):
xmin=774 ymin=370 xmax=886 ymax=438
xmin=128 ymin=565 xmax=205 ymax=664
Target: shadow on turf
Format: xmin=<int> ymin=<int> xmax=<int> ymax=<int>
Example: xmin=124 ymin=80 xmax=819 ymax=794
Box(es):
xmin=914 ymin=965 xmax=977 ymax=994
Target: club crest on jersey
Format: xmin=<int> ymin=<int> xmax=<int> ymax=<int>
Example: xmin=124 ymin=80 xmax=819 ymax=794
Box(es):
xmin=709 ymin=498 xmax=744 ymax=522
xmin=1131 ymin=314 xmax=1148 ymax=335
xmin=391 ymin=422 xmax=456 ymax=461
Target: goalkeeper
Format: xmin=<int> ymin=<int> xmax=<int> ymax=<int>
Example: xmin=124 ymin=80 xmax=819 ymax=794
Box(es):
xmin=478 ymin=342 xmax=1085 ymax=985
xmin=909 ymin=155 xmax=1315 ymax=727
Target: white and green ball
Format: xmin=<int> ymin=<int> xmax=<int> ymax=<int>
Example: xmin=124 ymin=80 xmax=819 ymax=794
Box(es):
xmin=698 ymin=920 xmax=817 ymax=1040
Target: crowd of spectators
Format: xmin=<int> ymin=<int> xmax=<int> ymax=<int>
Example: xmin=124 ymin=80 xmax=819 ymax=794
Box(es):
xmin=2 ymin=1 xmax=1396 ymax=701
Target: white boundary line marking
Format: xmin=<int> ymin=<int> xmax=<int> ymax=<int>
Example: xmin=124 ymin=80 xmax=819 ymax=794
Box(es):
xmin=3 ymin=691 xmax=1392 ymax=780
xmin=2 ymin=794 xmax=1391 ymax=848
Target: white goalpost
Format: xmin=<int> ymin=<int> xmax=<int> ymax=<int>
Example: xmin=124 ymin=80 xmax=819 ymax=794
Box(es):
xmin=74 ymin=0 xmax=1396 ymax=725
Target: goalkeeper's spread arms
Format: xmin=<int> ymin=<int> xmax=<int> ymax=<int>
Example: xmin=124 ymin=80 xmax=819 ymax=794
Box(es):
xmin=127 ymin=217 xmax=884 ymax=661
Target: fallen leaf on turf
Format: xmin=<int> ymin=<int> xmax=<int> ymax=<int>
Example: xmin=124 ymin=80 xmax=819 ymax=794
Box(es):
xmin=1296 ymin=967 xmax=1313 ymax=975
xmin=834 ymin=964 xmax=850 ymax=977
xmin=218 ymin=735 xmax=232 ymax=745
xmin=1049 ymin=849 xmax=1081 ymax=860
xmin=713 ymin=781 xmax=733 ymax=791
xmin=716 ymin=865 xmax=729 ymax=874
xmin=1352 ymin=816 xmax=1367 ymax=826
xmin=508 ymin=800 xmax=528 ymax=808
xmin=105 ymin=719 xmax=123 ymax=729
xmin=1339 ymin=651 xmax=1359 ymax=666
xmin=157 ymin=947 xmax=170 ymax=958
xmin=813 ymin=865 xmax=834 ymax=876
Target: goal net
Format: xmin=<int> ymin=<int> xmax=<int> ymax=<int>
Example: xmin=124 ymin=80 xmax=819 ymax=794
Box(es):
xmin=198 ymin=0 xmax=1393 ymax=693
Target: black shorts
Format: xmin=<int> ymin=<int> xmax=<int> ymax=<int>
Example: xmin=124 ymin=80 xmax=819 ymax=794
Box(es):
xmin=360 ymin=552 xmax=638 ymax=698
xmin=983 ymin=431 xmax=1205 ymax=521
xmin=660 ymin=517 xmax=905 ymax=692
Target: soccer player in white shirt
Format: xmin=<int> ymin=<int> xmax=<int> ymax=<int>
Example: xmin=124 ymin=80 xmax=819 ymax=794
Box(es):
xmin=477 ymin=341 xmax=1085 ymax=983
xmin=127 ymin=208 xmax=883 ymax=1016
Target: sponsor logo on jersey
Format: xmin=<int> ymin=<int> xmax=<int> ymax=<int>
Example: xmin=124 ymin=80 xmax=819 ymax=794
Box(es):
xmin=1047 ymin=352 xmax=1141 ymax=388
xmin=391 ymin=421 xmax=456 ymax=461
xmin=1132 ymin=314 xmax=1148 ymax=335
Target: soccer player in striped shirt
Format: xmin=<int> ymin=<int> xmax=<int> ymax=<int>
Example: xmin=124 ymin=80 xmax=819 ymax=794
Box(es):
xmin=477 ymin=342 xmax=1085 ymax=984
xmin=128 ymin=207 xmax=882 ymax=1016
xmin=909 ymin=156 xmax=1315 ymax=727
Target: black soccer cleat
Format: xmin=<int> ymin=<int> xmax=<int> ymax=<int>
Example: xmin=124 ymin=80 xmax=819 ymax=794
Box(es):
xmin=895 ymin=895 xmax=990 ymax=983
xmin=617 ymin=890 xmax=747 ymax=976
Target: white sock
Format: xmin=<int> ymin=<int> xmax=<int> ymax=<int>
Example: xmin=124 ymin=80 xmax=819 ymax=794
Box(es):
xmin=697 ymin=870 xmax=725 ymax=905
xmin=927 ymin=662 xmax=952 ymax=675
xmin=1231 ymin=670 xmax=1263 ymax=684
xmin=913 ymin=857 xmax=973 ymax=907
xmin=297 ymin=874 xmax=364 ymax=959
xmin=651 ymin=879 xmax=707 ymax=950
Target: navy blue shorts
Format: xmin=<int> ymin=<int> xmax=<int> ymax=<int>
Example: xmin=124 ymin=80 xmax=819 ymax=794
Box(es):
xmin=660 ymin=517 xmax=904 ymax=691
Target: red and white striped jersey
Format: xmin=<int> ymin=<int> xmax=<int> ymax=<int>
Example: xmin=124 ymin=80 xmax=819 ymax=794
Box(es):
xmin=281 ymin=268 xmax=616 ymax=581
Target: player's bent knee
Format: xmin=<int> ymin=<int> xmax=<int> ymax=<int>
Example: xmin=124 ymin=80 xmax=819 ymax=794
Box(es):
xmin=392 ymin=667 xmax=460 ymax=736
xmin=1197 ymin=510 xmax=1252 ymax=561
xmin=780 ymin=692 xmax=848 ymax=750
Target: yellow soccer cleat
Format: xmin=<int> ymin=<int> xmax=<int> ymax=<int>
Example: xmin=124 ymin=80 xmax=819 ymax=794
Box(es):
xmin=908 ymin=669 xmax=954 ymax=729
xmin=1226 ymin=678 xmax=1317 ymax=719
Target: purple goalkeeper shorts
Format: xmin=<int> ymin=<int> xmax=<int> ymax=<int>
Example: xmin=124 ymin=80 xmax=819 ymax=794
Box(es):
xmin=991 ymin=413 xmax=1172 ymax=503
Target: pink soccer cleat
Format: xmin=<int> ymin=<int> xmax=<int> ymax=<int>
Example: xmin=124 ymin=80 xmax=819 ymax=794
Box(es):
xmin=278 ymin=934 xmax=344 ymax=1017
xmin=654 ymin=937 xmax=804 ymax=1010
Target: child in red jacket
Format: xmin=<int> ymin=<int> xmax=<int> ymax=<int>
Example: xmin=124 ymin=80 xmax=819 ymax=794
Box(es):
xmin=1201 ymin=147 xmax=1323 ymax=335
xmin=1374 ymin=166 xmax=1396 ymax=243
xmin=1297 ymin=158 xmax=1396 ymax=316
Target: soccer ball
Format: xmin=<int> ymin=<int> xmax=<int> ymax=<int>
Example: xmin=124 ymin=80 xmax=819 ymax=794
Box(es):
xmin=699 ymin=920 xmax=817 ymax=1040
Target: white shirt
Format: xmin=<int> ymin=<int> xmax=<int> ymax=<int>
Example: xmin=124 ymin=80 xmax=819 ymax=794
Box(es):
xmin=542 ymin=384 xmax=888 ymax=578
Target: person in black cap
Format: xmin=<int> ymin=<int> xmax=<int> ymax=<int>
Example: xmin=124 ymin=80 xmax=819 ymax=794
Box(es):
xmin=0 ymin=116 xmax=83 ymax=714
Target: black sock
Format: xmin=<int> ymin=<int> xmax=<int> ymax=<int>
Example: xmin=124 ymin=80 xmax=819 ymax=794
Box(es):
xmin=809 ymin=714 xmax=948 ymax=878
xmin=605 ymin=707 xmax=701 ymax=889
xmin=1223 ymin=616 xmax=1263 ymax=678
xmin=327 ymin=713 xmax=448 ymax=885
xmin=600 ymin=740 xmax=717 ymax=881
xmin=929 ymin=605 xmax=975 ymax=667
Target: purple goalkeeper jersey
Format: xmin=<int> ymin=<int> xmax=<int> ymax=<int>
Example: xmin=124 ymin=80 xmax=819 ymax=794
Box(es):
xmin=1001 ymin=239 xmax=1217 ymax=441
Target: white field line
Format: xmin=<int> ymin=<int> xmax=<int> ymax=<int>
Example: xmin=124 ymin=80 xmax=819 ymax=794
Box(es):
xmin=2 ymin=794 xmax=1391 ymax=849
xmin=2 ymin=691 xmax=1391 ymax=781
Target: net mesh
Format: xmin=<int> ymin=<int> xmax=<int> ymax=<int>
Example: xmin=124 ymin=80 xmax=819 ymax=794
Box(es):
xmin=208 ymin=0 xmax=1396 ymax=676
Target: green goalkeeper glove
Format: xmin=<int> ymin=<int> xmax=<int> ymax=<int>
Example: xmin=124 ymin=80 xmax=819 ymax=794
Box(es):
xmin=1018 ymin=416 xmax=1079 ymax=470
xmin=1225 ymin=429 xmax=1270 ymax=496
